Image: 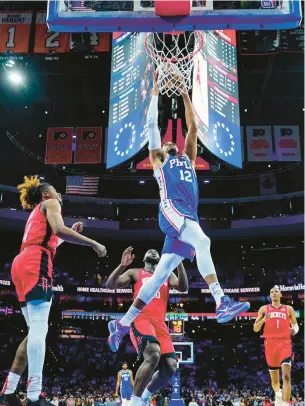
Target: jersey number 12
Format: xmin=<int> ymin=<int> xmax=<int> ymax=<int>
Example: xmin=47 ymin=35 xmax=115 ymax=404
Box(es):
xmin=180 ymin=170 xmax=192 ymax=183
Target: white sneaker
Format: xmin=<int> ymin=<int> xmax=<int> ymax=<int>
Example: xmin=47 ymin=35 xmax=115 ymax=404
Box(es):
xmin=275 ymin=390 xmax=283 ymax=406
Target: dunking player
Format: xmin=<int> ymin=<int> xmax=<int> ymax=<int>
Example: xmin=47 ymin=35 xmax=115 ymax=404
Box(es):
xmin=1 ymin=176 xmax=106 ymax=406
xmin=254 ymin=286 xmax=299 ymax=406
xmin=108 ymin=73 xmax=250 ymax=350
xmin=107 ymin=247 xmax=188 ymax=406
xmin=115 ymin=362 xmax=134 ymax=406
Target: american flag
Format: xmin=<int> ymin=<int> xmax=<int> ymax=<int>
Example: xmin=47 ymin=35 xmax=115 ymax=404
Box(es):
xmin=66 ymin=176 xmax=99 ymax=195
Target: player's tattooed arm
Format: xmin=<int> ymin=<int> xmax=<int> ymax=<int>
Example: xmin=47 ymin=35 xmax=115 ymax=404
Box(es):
xmin=182 ymin=92 xmax=198 ymax=165
xmin=169 ymin=262 xmax=188 ymax=292
xmin=253 ymin=305 xmax=269 ymax=332
xmin=43 ymin=199 xmax=106 ymax=257
xmin=57 ymin=221 xmax=84 ymax=247
xmin=106 ymin=247 xmax=137 ymax=288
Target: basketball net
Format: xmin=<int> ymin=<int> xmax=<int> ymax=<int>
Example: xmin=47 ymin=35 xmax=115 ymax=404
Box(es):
xmin=145 ymin=31 xmax=204 ymax=97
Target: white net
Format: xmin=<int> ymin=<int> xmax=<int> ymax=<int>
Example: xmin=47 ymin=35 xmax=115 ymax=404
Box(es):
xmin=145 ymin=31 xmax=204 ymax=97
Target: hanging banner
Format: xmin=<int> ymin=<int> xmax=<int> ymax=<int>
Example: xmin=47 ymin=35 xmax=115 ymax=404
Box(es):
xmin=45 ymin=127 xmax=73 ymax=164
xmin=260 ymin=173 xmax=277 ymax=196
xmin=74 ymin=127 xmax=102 ymax=164
xmin=34 ymin=12 xmax=70 ymax=54
xmin=274 ymin=126 xmax=301 ymax=161
xmin=246 ymin=126 xmax=273 ymax=161
xmin=0 ymin=12 xmax=32 ymax=54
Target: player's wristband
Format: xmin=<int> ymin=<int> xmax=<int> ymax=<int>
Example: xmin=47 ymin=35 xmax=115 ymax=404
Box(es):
xmin=292 ymin=323 xmax=299 ymax=334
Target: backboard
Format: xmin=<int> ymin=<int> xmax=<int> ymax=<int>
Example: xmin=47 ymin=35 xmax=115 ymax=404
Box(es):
xmin=47 ymin=0 xmax=302 ymax=32
xmin=173 ymin=341 xmax=194 ymax=364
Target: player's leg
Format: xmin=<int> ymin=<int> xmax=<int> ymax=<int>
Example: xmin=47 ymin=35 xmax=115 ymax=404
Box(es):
xmin=1 ymin=256 xmax=28 ymax=405
xmin=142 ymin=356 xmax=177 ymax=403
xmin=130 ymin=342 xmax=161 ymax=406
xmin=108 ymin=253 xmax=183 ymax=352
xmin=281 ymin=361 xmax=292 ymax=405
xmin=22 ymin=248 xmax=53 ymax=402
xmin=142 ymin=322 xmax=177 ymax=402
xmin=178 ymin=218 xmax=250 ymax=322
xmin=269 ymin=369 xmax=282 ymax=405
xmin=128 ymin=318 xmax=162 ymax=406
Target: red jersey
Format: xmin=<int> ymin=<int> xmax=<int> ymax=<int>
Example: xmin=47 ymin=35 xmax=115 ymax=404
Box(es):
xmin=133 ymin=269 xmax=169 ymax=321
xmin=20 ymin=202 xmax=59 ymax=258
xmin=263 ymin=304 xmax=291 ymax=339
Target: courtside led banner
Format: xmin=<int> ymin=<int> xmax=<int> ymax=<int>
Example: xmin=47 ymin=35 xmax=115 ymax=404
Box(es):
xmin=45 ymin=127 xmax=73 ymax=164
xmin=74 ymin=127 xmax=102 ymax=164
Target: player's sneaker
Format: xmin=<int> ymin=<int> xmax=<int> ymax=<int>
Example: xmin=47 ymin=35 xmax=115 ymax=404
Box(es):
xmin=1 ymin=393 xmax=22 ymax=406
xmin=26 ymin=397 xmax=52 ymax=406
xmin=216 ymin=296 xmax=250 ymax=323
xmin=275 ymin=390 xmax=283 ymax=406
xmin=108 ymin=319 xmax=129 ymax=352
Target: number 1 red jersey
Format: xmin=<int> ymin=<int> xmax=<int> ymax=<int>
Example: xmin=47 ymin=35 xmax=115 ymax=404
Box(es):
xmin=20 ymin=202 xmax=59 ymax=258
xmin=263 ymin=304 xmax=291 ymax=339
xmin=133 ymin=269 xmax=169 ymax=322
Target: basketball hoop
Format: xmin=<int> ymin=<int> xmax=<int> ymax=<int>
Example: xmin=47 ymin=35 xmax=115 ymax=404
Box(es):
xmin=145 ymin=31 xmax=204 ymax=97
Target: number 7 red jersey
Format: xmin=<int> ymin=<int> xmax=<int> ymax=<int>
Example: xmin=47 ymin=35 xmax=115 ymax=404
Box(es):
xmin=21 ymin=203 xmax=59 ymax=259
xmin=263 ymin=304 xmax=291 ymax=339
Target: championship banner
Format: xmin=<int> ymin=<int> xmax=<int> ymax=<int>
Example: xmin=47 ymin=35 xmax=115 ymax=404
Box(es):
xmin=260 ymin=173 xmax=277 ymax=196
xmin=34 ymin=13 xmax=69 ymax=54
xmin=45 ymin=127 xmax=73 ymax=164
xmin=246 ymin=126 xmax=273 ymax=161
xmin=74 ymin=127 xmax=102 ymax=164
xmin=0 ymin=13 xmax=32 ymax=54
xmin=273 ymin=126 xmax=301 ymax=161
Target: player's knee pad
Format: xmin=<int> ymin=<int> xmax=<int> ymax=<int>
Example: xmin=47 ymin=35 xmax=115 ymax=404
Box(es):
xmin=163 ymin=358 xmax=177 ymax=378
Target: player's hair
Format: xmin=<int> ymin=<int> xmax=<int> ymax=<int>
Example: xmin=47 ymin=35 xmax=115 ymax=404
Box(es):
xmin=122 ymin=361 xmax=128 ymax=366
xmin=17 ymin=176 xmax=51 ymax=209
xmin=271 ymin=285 xmax=281 ymax=291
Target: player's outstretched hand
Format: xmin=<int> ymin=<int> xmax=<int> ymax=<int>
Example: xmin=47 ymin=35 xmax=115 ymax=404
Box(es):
xmin=71 ymin=221 xmax=84 ymax=233
xmin=121 ymin=246 xmax=135 ymax=267
xmin=92 ymin=242 xmax=107 ymax=257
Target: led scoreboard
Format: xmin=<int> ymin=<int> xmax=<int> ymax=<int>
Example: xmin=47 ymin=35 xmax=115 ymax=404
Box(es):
xmin=168 ymin=320 xmax=184 ymax=336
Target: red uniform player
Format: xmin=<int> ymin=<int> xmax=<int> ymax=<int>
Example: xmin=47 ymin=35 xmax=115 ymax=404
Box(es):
xmin=254 ymin=286 xmax=299 ymax=406
xmin=107 ymin=247 xmax=188 ymax=406
xmin=1 ymin=176 xmax=106 ymax=406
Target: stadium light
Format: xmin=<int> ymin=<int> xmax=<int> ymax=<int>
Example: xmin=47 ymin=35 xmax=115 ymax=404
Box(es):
xmin=7 ymin=71 xmax=24 ymax=86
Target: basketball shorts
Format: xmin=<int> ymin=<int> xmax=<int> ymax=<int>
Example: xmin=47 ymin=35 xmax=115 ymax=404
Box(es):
xmin=264 ymin=338 xmax=292 ymax=370
xmin=121 ymin=386 xmax=132 ymax=401
xmin=11 ymin=246 xmax=53 ymax=306
xmin=159 ymin=199 xmax=197 ymax=260
xmin=130 ymin=314 xmax=176 ymax=360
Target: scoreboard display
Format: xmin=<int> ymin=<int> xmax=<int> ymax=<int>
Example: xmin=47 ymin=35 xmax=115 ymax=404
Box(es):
xmin=106 ymin=32 xmax=152 ymax=169
xmin=192 ymin=30 xmax=242 ymax=168
xmin=168 ymin=320 xmax=184 ymax=336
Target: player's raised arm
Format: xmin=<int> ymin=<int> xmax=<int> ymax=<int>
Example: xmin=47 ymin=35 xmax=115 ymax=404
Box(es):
xmin=169 ymin=262 xmax=188 ymax=293
xmin=253 ymin=305 xmax=268 ymax=332
xmin=43 ymin=199 xmax=106 ymax=257
xmin=288 ymin=306 xmax=299 ymax=336
xmin=148 ymin=72 xmax=163 ymax=170
xmin=106 ymin=247 xmax=137 ymax=288
xmin=182 ymin=92 xmax=198 ymax=165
